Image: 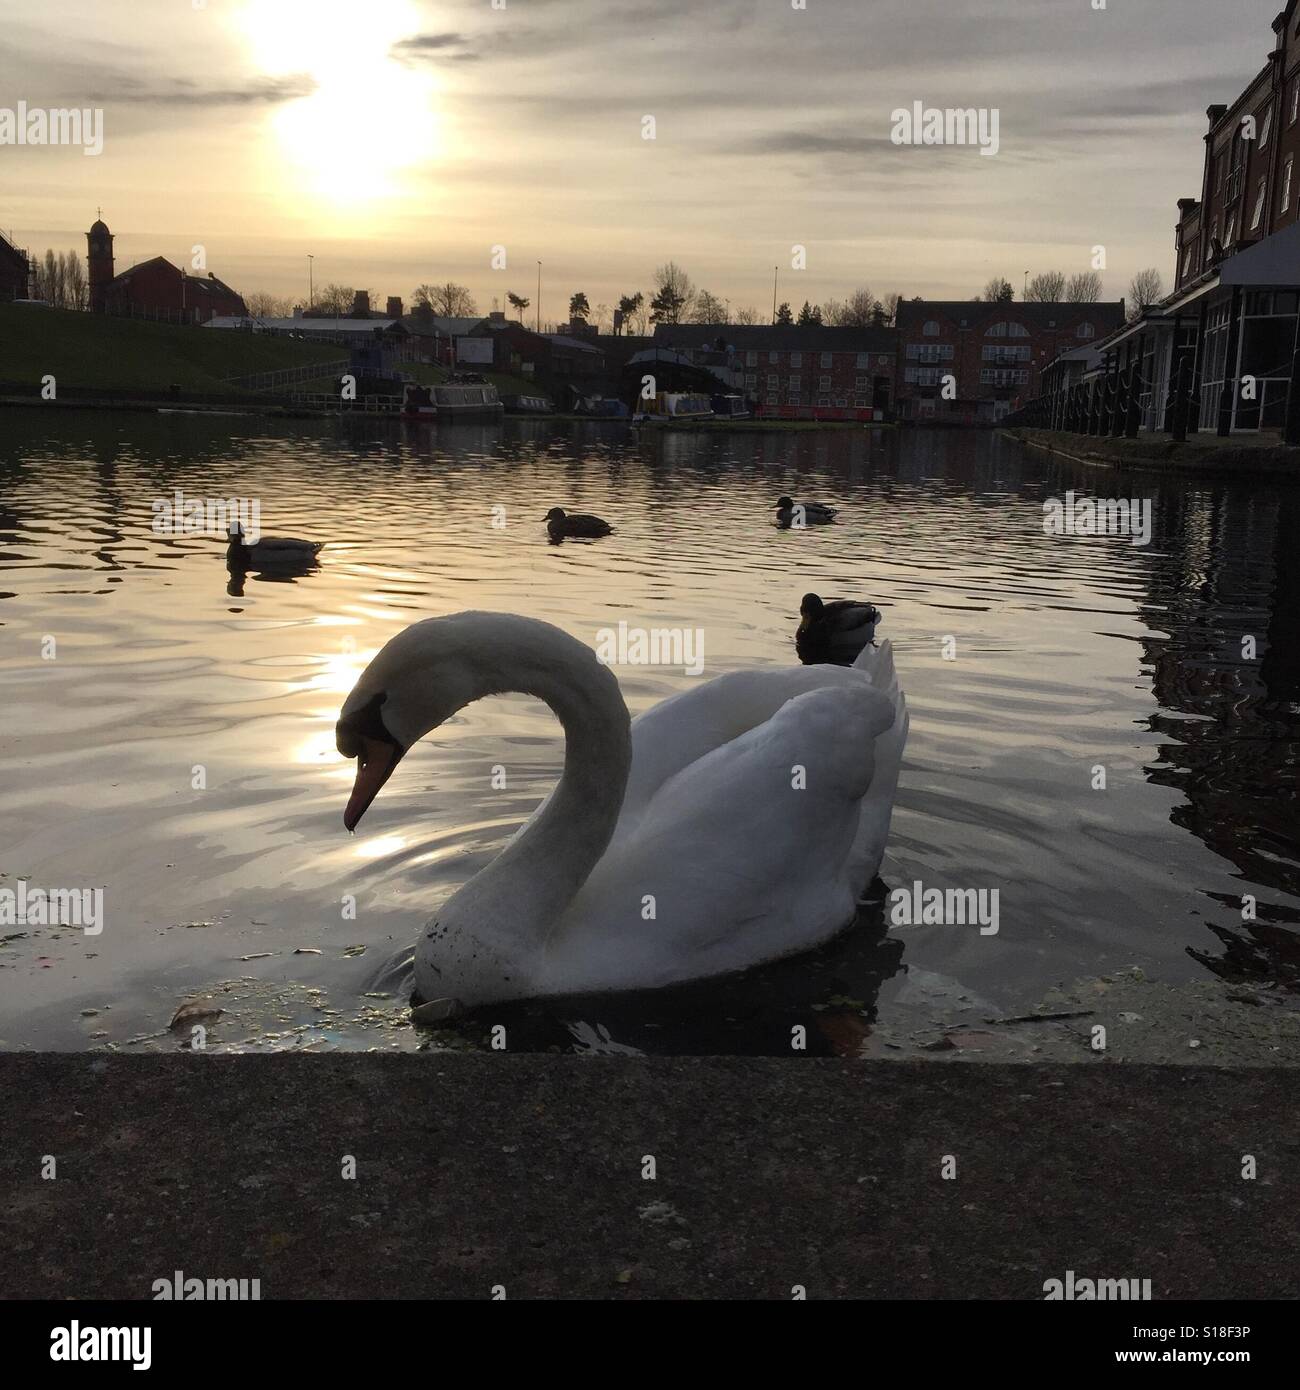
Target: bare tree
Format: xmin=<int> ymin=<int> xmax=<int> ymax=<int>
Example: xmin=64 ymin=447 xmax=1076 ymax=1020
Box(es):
xmin=1025 ymin=271 xmax=1067 ymax=303
xmin=823 ymin=287 xmax=880 ymax=327
xmin=411 ymin=283 xmax=478 ymax=317
xmin=691 ymin=290 xmax=728 ymax=323
xmin=732 ymin=305 xmax=761 ymax=325
xmin=313 ymin=283 xmax=353 ymax=315
xmin=882 ymin=293 xmax=903 ymax=326
xmin=66 ymin=249 xmax=86 ymax=309
xmin=246 ymin=291 xmax=295 ymax=318
xmin=1127 ymin=268 xmax=1164 ymax=319
xmin=982 ymin=276 xmax=1015 ymax=303
xmin=649 ymin=261 xmax=695 ymax=324
xmin=1065 ymin=271 xmax=1103 ymax=303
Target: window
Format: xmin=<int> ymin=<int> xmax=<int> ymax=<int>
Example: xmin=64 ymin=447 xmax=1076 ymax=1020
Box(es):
xmin=980 ymin=368 xmax=1028 ymax=386
xmin=985 ymin=321 xmax=1029 ymax=338
xmin=745 ymin=373 xmax=757 ymax=386
xmin=1250 ymin=176 xmax=1267 ymax=231
xmin=855 ymin=352 xmax=870 ymax=368
xmin=790 ymin=351 xmax=803 ymax=367
xmin=855 ymin=375 xmax=869 ymax=387
xmin=746 ymin=350 xmax=757 ymax=367
xmin=820 ymin=352 xmax=833 ymax=368
xmin=1291 ymin=79 xmax=1299 ymax=126
xmin=923 ymin=320 xmax=940 ymax=336
xmin=1076 ymin=322 xmax=1095 ymax=340
xmin=819 ymin=374 xmax=831 ymax=388
xmin=767 ymin=374 xmax=779 ymax=389
xmin=1181 ymin=245 xmax=1196 ymax=278
xmin=1260 ymin=106 xmax=1273 ymax=151
xmin=788 ymin=376 xmax=801 ymax=391
xmin=787 ymin=396 xmax=801 ymax=407
xmin=1282 ymin=156 xmax=1294 ymax=215
xmin=769 ymin=351 xmax=781 ymax=365
xmin=1224 ymin=213 xmax=1237 ymax=247
xmin=907 ymin=342 xmax=954 ymax=361
xmin=817 ymin=395 xmax=831 ymax=406
xmin=982 ymin=344 xmax=1030 ymax=361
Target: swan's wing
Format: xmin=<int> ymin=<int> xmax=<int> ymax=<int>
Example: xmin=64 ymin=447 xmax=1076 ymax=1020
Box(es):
xmin=542 ymin=670 xmax=902 ymax=994
xmin=617 ymin=665 xmax=872 ymax=831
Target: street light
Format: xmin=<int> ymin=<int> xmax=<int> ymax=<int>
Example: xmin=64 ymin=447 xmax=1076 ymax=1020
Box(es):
xmin=308 ymin=254 xmax=314 ymax=310
xmin=537 ymin=261 xmax=542 ymax=333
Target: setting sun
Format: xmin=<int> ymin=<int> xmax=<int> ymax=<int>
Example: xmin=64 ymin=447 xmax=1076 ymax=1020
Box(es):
xmin=232 ymin=0 xmax=439 ymax=204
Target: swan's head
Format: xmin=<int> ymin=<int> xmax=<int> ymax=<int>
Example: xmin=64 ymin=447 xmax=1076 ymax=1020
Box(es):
xmin=544 ymin=507 xmax=566 ymax=523
xmin=337 ymin=612 xmax=616 ymax=831
xmin=776 ymin=496 xmax=794 ymax=510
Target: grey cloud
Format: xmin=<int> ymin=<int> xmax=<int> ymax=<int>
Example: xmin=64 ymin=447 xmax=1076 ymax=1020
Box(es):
xmin=86 ymin=74 xmax=317 ymax=107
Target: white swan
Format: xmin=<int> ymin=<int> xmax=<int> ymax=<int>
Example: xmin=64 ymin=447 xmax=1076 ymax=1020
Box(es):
xmin=335 ymin=613 xmax=907 ymax=1011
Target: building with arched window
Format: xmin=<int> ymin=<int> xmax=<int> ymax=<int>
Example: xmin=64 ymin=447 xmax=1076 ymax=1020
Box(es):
xmin=895 ymin=299 xmax=1124 ymax=423
xmin=86 ymin=214 xmax=246 ymax=324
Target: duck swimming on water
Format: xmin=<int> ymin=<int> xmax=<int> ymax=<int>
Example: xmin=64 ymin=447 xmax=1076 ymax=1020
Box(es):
xmin=776 ymin=496 xmax=837 ymax=528
xmin=545 ymin=507 xmax=613 ymax=541
xmin=796 ymin=593 xmax=881 ymax=666
xmin=226 ymin=522 xmax=323 ymax=568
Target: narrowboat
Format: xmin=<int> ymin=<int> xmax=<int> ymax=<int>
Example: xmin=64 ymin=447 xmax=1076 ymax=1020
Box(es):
xmin=633 ymin=392 xmax=715 ymax=424
xmin=402 ymin=379 xmax=504 ymax=422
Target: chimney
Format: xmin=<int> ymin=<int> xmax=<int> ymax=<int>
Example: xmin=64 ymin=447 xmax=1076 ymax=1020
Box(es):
xmin=352 ymin=289 xmax=370 ymax=317
xmin=293 ymin=305 xmax=304 ymax=319
xmin=386 ymin=295 xmax=402 ymax=318
xmin=489 ymin=310 xmax=506 ymax=323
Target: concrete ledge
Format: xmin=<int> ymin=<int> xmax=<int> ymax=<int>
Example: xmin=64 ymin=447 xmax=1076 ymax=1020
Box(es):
xmin=1 ymin=1055 xmax=1297 ymax=1300
xmin=1004 ymin=426 xmax=1300 ymax=478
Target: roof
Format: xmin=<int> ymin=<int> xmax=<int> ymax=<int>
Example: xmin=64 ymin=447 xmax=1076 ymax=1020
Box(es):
xmin=204 ymin=316 xmax=400 ymax=333
xmin=402 ymin=313 xmax=485 ymax=337
xmin=651 ymin=322 xmax=897 ymax=352
xmin=89 ymin=219 xmax=109 ymax=235
xmin=895 ymin=300 xmax=1125 ymax=332
xmin=545 ymin=334 xmax=602 ymax=354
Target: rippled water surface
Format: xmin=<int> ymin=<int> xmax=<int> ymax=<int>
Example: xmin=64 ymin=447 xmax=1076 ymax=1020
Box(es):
xmin=2 ymin=411 xmax=1298 ymax=1053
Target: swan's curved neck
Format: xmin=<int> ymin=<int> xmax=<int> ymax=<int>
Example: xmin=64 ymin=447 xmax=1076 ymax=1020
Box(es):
xmin=433 ymin=630 xmax=632 ymax=976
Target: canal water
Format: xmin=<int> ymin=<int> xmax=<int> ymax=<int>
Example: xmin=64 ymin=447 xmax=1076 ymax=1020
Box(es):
xmin=1 ymin=411 xmax=1297 ymax=1055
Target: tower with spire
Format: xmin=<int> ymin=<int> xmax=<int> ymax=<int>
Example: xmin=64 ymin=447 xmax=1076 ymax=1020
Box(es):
xmin=86 ymin=211 xmax=113 ymax=312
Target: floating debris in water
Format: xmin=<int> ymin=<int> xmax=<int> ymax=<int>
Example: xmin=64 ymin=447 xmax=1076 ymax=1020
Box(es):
xmin=169 ymin=1000 xmax=223 ymax=1031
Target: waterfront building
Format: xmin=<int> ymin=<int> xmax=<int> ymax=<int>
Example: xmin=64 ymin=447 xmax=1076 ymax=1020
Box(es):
xmin=1088 ymin=0 xmax=1300 ymax=434
xmin=650 ymin=322 xmax=897 ymax=419
xmin=86 ymin=215 xmax=246 ymax=324
xmin=894 ymin=299 xmax=1124 ymax=424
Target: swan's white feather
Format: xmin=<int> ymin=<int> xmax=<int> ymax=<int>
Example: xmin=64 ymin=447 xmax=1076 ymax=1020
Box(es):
xmin=534 ymin=641 xmax=907 ymax=995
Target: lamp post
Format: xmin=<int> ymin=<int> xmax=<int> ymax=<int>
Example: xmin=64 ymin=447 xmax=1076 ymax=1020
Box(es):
xmin=772 ymin=266 xmax=779 ymax=324
xmin=537 ymin=261 xmax=542 ymax=333
xmin=308 ymin=254 xmax=314 ymax=310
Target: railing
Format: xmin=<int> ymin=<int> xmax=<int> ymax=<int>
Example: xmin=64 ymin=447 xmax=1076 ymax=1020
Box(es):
xmin=223 ymin=359 xmax=350 ymax=391
xmin=1005 ymin=346 xmax=1300 ymax=446
xmin=284 ymin=392 xmax=403 ymax=413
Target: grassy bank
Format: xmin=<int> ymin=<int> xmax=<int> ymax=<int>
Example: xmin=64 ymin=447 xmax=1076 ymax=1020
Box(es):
xmin=0 ymin=305 xmax=346 ymax=395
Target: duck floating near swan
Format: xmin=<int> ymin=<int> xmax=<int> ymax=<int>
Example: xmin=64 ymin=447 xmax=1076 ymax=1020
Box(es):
xmin=796 ymin=593 xmax=881 ymax=666
xmin=336 ymin=612 xmax=907 ymax=1013
xmin=545 ymin=507 xmax=613 ymax=541
xmin=226 ymin=522 xmax=323 ymax=568
xmin=776 ymin=496 xmax=837 ymax=527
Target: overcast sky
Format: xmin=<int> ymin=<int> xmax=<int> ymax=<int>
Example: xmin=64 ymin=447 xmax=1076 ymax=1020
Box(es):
xmin=0 ymin=0 xmax=1278 ymax=318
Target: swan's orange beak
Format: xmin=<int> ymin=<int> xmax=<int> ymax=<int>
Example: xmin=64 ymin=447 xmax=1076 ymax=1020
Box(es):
xmin=344 ymin=736 xmax=403 ymax=832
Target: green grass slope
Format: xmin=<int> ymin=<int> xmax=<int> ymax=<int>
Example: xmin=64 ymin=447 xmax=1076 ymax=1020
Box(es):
xmin=0 ymin=305 xmax=347 ymax=395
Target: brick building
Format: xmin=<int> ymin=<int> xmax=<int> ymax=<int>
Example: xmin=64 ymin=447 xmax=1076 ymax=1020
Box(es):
xmin=894 ymin=299 xmax=1124 ymax=423
xmin=87 ymin=215 xmax=245 ymax=324
xmin=650 ymin=322 xmax=898 ymax=418
xmin=0 ymin=228 xmax=31 ymax=301
xmin=1099 ymin=0 xmax=1300 ymax=433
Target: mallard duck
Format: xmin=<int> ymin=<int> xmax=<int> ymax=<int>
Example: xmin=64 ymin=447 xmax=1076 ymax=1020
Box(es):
xmin=796 ymin=593 xmax=881 ymax=666
xmin=776 ymin=496 xmax=837 ymax=528
xmin=545 ymin=507 xmax=613 ymax=540
xmin=227 ymin=522 xmax=323 ymax=568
